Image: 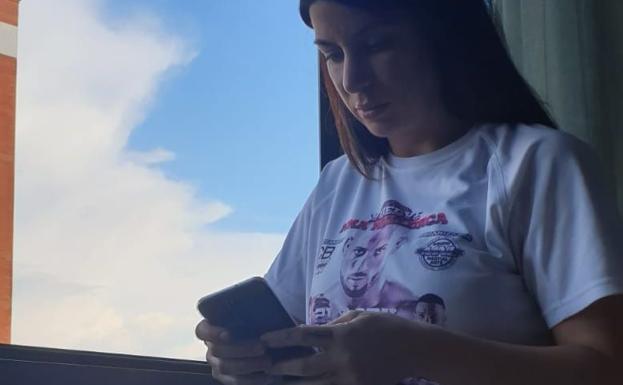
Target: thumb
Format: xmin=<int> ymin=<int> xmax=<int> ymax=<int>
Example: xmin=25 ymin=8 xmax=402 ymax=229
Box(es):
xmin=329 ymin=310 xmax=363 ymax=325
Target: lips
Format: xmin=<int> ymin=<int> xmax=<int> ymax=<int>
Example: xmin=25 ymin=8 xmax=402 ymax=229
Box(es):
xmin=354 ymin=103 xmax=390 ymax=120
xmin=347 ymin=273 xmax=367 ymax=283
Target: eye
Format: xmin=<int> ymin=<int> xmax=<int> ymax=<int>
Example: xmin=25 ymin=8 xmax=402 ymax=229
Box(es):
xmin=374 ymin=244 xmax=387 ymax=257
xmin=353 ymin=247 xmax=367 ymax=257
xmin=322 ymin=49 xmax=343 ymax=63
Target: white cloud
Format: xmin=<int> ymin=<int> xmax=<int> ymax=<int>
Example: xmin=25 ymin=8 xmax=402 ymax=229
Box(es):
xmin=124 ymin=148 xmax=176 ymax=166
xmin=12 ymin=0 xmax=285 ymax=359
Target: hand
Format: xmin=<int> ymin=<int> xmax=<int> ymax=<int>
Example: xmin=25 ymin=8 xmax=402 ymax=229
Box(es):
xmin=195 ymin=319 xmax=275 ymax=385
xmin=260 ymin=311 xmax=420 ymax=385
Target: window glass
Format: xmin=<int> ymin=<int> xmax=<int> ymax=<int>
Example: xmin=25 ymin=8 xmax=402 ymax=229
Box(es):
xmin=13 ymin=0 xmax=318 ymax=360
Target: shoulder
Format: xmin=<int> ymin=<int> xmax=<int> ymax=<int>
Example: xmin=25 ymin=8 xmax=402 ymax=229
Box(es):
xmin=305 ymin=154 xmax=364 ymax=214
xmin=473 ymin=123 xmax=607 ymax=215
xmin=315 ymin=154 xmax=368 ymax=194
xmin=475 ymin=123 xmax=601 ymax=194
xmin=380 ymin=281 xmax=417 ymax=304
xmin=318 ymin=154 xmax=369 ymax=181
xmin=477 ymin=123 xmax=594 ymax=166
xmin=318 ymin=154 xmax=352 ymax=181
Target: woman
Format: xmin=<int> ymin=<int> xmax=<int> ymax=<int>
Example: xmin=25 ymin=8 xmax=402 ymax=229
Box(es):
xmin=196 ymin=1 xmax=623 ymax=384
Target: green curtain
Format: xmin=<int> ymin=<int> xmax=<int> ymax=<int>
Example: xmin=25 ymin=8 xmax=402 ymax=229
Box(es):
xmin=493 ymin=0 xmax=623 ymax=214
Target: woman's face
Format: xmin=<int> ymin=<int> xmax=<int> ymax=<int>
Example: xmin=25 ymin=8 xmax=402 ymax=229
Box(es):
xmin=309 ymin=1 xmax=444 ymax=144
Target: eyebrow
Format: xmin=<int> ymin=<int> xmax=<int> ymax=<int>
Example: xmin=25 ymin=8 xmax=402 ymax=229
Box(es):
xmin=313 ymin=22 xmax=393 ymax=47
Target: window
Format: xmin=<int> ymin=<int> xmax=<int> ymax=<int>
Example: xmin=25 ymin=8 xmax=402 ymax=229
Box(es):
xmin=12 ymin=0 xmax=318 ymax=360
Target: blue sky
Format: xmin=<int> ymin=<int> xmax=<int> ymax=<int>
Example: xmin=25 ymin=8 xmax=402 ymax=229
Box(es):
xmin=13 ymin=0 xmax=323 ymax=358
xmin=107 ymin=0 xmax=320 ymax=233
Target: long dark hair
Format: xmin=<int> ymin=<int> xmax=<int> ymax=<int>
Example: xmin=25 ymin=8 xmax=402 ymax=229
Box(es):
xmin=300 ymin=0 xmax=557 ymax=178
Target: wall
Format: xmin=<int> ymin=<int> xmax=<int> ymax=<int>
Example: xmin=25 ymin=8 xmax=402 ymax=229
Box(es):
xmin=0 ymin=0 xmax=18 ymax=344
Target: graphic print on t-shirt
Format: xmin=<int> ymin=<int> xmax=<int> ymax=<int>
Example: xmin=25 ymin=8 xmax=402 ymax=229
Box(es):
xmin=308 ymin=294 xmax=332 ymax=325
xmin=308 ymin=200 xmax=464 ymax=325
xmin=415 ymin=230 xmax=472 ymax=270
xmin=308 ymin=200 xmax=471 ymax=385
xmin=398 ymin=294 xmax=447 ymax=385
xmin=314 ymin=238 xmax=344 ymax=276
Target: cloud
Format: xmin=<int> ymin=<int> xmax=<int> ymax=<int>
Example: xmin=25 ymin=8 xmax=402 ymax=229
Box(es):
xmin=124 ymin=148 xmax=176 ymax=166
xmin=12 ymin=0 xmax=285 ymax=359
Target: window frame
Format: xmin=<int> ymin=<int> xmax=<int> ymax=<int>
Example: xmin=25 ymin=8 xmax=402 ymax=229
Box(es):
xmin=0 ymin=343 xmax=215 ymax=385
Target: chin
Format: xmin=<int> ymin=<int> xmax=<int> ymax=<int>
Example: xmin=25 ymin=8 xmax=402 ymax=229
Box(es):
xmin=362 ymin=122 xmax=395 ymax=139
xmin=340 ymin=275 xmax=369 ymax=298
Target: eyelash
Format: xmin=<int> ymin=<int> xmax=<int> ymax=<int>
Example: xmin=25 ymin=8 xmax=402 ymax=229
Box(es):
xmin=323 ymin=51 xmax=343 ymax=63
xmin=322 ymin=38 xmax=390 ymax=63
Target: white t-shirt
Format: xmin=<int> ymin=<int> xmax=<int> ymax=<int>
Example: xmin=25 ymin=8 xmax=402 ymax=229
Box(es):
xmin=264 ymin=123 xmax=623 ymax=347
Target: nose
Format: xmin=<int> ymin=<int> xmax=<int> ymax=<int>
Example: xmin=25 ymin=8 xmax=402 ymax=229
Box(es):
xmin=350 ymin=255 xmax=367 ymax=272
xmin=342 ymin=54 xmax=373 ymax=94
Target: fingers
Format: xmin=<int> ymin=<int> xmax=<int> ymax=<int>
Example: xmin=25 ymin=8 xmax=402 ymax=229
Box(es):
xmin=206 ymin=353 xmax=272 ymax=376
xmin=327 ymin=310 xmax=362 ymax=325
xmin=211 ymin=370 xmax=275 ymax=385
xmin=207 ymin=339 xmax=267 ymax=359
xmin=281 ymin=374 xmax=334 ymax=385
xmin=261 ymin=326 xmax=333 ymax=349
xmin=196 ymin=319 xmax=229 ymax=343
xmin=268 ymin=351 xmax=331 ymax=377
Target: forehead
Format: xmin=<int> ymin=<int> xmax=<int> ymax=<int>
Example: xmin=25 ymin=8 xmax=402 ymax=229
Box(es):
xmin=350 ymin=227 xmax=397 ymax=246
xmin=309 ymin=1 xmax=407 ymax=41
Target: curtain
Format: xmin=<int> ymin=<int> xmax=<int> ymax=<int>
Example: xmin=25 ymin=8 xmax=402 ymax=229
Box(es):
xmin=493 ymin=0 xmax=623 ymax=214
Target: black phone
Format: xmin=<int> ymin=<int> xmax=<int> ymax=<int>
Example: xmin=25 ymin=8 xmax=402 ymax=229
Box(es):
xmin=197 ymin=276 xmax=315 ymax=364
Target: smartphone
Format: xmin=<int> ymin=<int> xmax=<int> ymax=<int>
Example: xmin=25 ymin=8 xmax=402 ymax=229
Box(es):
xmin=197 ymin=276 xmax=316 ymax=363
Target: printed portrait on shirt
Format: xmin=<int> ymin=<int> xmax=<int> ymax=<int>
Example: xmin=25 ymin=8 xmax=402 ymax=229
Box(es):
xmin=309 ymin=200 xmax=451 ymax=322
xmin=397 ymin=293 xmax=447 ymax=385
xmin=308 ymin=294 xmax=332 ymax=325
xmin=396 ymin=293 xmax=447 ymax=327
xmin=335 ymin=223 xmax=418 ymax=311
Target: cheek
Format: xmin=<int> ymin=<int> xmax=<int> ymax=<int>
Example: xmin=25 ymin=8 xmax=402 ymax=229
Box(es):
xmin=341 ymin=255 xmax=351 ymax=270
xmin=371 ymin=53 xmax=400 ymax=84
xmin=327 ymin=65 xmax=354 ymax=109
xmin=369 ymin=255 xmax=383 ymax=270
xmin=394 ymin=55 xmax=439 ymax=101
xmin=327 ymin=65 xmax=342 ymax=91
xmin=369 ymin=48 xmax=428 ymax=93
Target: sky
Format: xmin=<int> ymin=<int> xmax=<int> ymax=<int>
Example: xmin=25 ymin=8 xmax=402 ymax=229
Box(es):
xmin=12 ymin=0 xmax=319 ymax=360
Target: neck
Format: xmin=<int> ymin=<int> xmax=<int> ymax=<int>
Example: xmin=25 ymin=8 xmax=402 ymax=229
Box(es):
xmin=388 ymin=115 xmax=471 ymax=158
